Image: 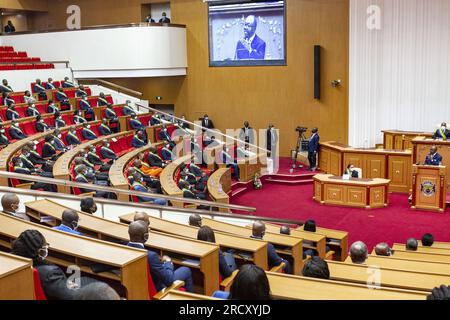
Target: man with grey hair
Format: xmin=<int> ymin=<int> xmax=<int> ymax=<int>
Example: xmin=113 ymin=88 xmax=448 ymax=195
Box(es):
xmin=406 ymin=238 xmax=418 ymax=251
xmin=235 ymin=15 xmax=266 ymax=60
xmin=349 ymin=241 xmax=368 ymax=264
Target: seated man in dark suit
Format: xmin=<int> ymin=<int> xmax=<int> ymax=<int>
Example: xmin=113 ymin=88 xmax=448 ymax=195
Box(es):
xmin=158 ymin=12 xmax=171 ymax=23
xmin=130 ymin=113 xmax=145 ymax=131
xmin=0 ymin=79 xmax=13 ymax=93
xmin=179 ymin=180 xmax=208 ymax=208
xmin=147 ymin=146 xmax=167 ymax=168
xmin=129 ymin=173 xmax=167 ymax=205
xmin=52 ymin=129 xmax=68 ymax=152
xmin=46 ymin=78 xmax=57 ymax=90
xmin=425 ymin=146 xmax=443 ymax=166
xmin=42 ymin=135 xmax=60 ymax=160
xmin=47 ymin=100 xmax=59 ymax=114
xmin=1 ymin=193 xmax=29 ymax=221
xmin=433 ymin=122 xmax=450 ymax=140
xmin=81 ymin=122 xmax=98 ymax=141
xmin=97 ymin=92 xmax=110 ymax=107
xmin=35 ymin=115 xmax=49 ymax=133
xmin=235 ymin=15 xmax=266 ymax=60
xmin=73 ymin=110 xmax=87 ymax=125
xmin=99 ymin=119 xmax=112 ymax=136
xmin=26 ymin=103 xmax=41 ymax=117
xmin=122 ymin=101 xmax=135 ymax=116
xmin=132 ymin=131 xmax=147 ymax=148
xmin=66 ymin=127 xmax=81 ymax=146
xmin=345 ymin=164 xmax=359 ymax=178
xmin=251 ymin=220 xmax=292 ymax=274
xmin=158 ymin=125 xmax=175 ymax=148
xmin=104 ymin=104 xmax=120 ymax=133
xmin=26 ymin=141 xmax=54 ymax=171
xmin=33 ymin=79 xmax=48 ymax=100
xmin=160 ymin=142 xmax=173 ymax=161
xmin=9 ymin=121 xmax=27 ymax=140
xmin=100 ymin=140 xmax=118 ymax=161
xmin=149 ymin=113 xmax=162 ymax=126
xmin=76 ymin=85 xmax=89 ymax=98
xmin=54 ymin=112 xmax=67 ymax=129
xmin=79 ymin=96 xmax=95 ymax=121
xmin=12 ymin=157 xmax=56 ymax=192
xmin=132 ymin=160 xmax=162 ymax=193
xmin=62 ymin=77 xmax=76 ymax=88
xmin=55 ymin=88 xmax=70 ymax=110
xmin=221 ymin=145 xmax=240 ymax=181
xmin=0 ymin=124 xmax=10 ymax=147
xmin=6 ymin=104 xmax=20 ymax=121
xmin=127 ymin=220 xmax=193 ymax=292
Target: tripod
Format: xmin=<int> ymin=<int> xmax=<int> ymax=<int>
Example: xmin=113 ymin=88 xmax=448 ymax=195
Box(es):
xmin=291 ymin=131 xmax=308 ymax=169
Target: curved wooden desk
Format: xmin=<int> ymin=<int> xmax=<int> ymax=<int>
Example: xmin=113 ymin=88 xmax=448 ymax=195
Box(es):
xmin=0 ymin=252 xmax=35 ymax=300
xmin=53 ymin=130 xmax=134 ymax=193
xmin=207 ymin=168 xmax=231 ymax=212
xmin=160 ymin=154 xmax=192 ymax=207
xmin=313 ymin=174 xmax=390 ymax=209
xmin=382 ymin=130 xmax=432 ymax=150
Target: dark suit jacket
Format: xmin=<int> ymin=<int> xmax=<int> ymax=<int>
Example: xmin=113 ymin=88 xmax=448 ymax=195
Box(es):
xmin=29 ymin=150 xmax=46 ymax=165
xmin=42 ymin=143 xmax=56 ymax=159
xmin=308 ymin=134 xmax=320 ymax=153
xmin=26 ymin=107 xmax=40 ymax=117
xmin=87 ymin=152 xmax=103 ymax=166
xmin=250 ymin=236 xmax=283 ymax=269
xmin=161 ymin=148 xmax=172 ymax=161
xmin=219 ymin=251 xmax=233 ymax=279
xmin=66 ymin=133 xmax=81 ymax=146
xmin=159 ymin=17 xmax=171 ymax=23
xmin=82 ymin=128 xmax=97 ymax=140
xmin=266 ymin=128 xmax=278 ymax=151
xmin=425 ymin=153 xmax=443 ymax=166
xmin=4 ymin=25 xmax=15 ymax=33
xmin=0 ymin=134 xmax=9 ymax=146
xmin=235 ymin=34 xmax=266 ymax=60
xmin=9 ymin=127 xmax=27 ymax=140
xmin=132 ymin=136 xmax=146 ymax=148
xmin=130 ymin=119 xmax=145 ymax=130
xmin=36 ymin=122 xmax=49 ymax=133
xmin=127 ymin=242 xmax=174 ymax=292
xmin=201 ymin=118 xmax=214 ymax=129
xmin=6 ymin=109 xmax=19 ymax=121
xmin=148 ymin=153 xmax=163 ymax=167
xmin=99 ymin=124 xmax=112 ymax=136
xmin=35 ymin=263 xmax=75 ymax=300
xmin=101 ymin=147 xmax=117 ymax=160
xmin=158 ymin=130 xmax=172 ymax=142
xmin=433 ymin=129 xmax=450 ymax=139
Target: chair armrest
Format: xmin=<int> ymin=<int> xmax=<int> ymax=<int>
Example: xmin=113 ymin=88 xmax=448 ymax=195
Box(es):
xmin=269 ymin=262 xmax=285 ymax=273
xmin=15 ymin=183 xmax=34 ymax=189
xmin=325 ymin=250 xmax=335 ymax=260
xmin=220 ymin=270 xmax=239 ymax=292
xmin=152 ymin=280 xmax=185 ymax=300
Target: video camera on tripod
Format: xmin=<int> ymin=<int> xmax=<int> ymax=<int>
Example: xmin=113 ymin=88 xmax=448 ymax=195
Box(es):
xmin=291 ymin=126 xmax=310 ymax=169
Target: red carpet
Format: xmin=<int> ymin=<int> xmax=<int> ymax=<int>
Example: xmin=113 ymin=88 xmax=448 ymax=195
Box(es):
xmin=231 ymin=158 xmax=450 ymax=251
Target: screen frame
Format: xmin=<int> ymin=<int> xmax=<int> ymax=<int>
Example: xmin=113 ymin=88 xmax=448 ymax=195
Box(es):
xmin=207 ymin=0 xmax=287 ymax=67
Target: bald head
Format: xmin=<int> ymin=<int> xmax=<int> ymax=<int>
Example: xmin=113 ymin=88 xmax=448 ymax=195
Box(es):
xmin=430 ymin=145 xmax=438 ymax=154
xmin=61 ymin=209 xmax=79 ymax=229
xmin=252 ymin=220 xmax=266 ymax=238
xmin=128 ymin=221 xmax=149 ymax=243
xmin=374 ymin=242 xmax=392 ymax=256
xmin=349 ymin=241 xmax=368 ymax=264
xmin=280 ymin=225 xmax=291 ymax=235
xmin=406 ymin=238 xmax=418 ymax=251
xmin=189 ymin=214 xmax=202 ymax=227
xmin=133 ymin=212 xmax=150 ymax=228
xmin=1 ymin=193 xmax=19 ymax=212
xmin=244 ymin=15 xmax=257 ymax=39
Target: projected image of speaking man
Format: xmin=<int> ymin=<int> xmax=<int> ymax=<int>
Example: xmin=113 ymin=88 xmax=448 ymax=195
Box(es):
xmin=235 ymin=15 xmax=266 ymax=60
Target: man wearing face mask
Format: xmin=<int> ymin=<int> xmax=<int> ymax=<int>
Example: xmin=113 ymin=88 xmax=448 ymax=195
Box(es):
xmin=133 ymin=160 xmax=162 ymax=193
xmin=345 ymin=163 xmax=359 ymax=178
xmin=47 ymin=100 xmax=58 ymax=114
xmin=76 ymin=85 xmax=88 ymax=98
xmin=6 ymin=103 xmax=20 ymax=121
xmin=251 ymin=220 xmax=292 ymax=274
xmin=52 ymin=129 xmax=68 ymax=152
xmin=201 ymin=114 xmax=214 ymax=131
xmin=26 ymin=102 xmax=40 ymax=117
xmin=66 ymin=127 xmax=81 ymax=146
xmin=0 ymin=124 xmax=10 ymax=146
xmin=55 ymin=88 xmax=70 ymax=111
xmin=221 ymin=144 xmax=240 ymax=181
xmin=35 ymin=115 xmax=49 ymax=133
xmin=147 ymin=146 xmax=167 ymax=168
xmin=54 ymin=112 xmax=66 ymax=129
xmin=433 ymin=122 xmax=450 ymax=140
xmin=132 ymin=131 xmax=147 ymax=148
xmin=122 ymin=100 xmax=135 ymax=116
xmin=12 ymin=157 xmax=56 ymax=192
xmin=105 ymin=104 xmax=120 ymax=133
xmin=130 ymin=113 xmax=145 ymax=131
xmin=53 ymin=209 xmax=83 ymax=235
xmin=79 ymin=96 xmax=95 ymax=121
xmin=150 ymin=113 xmax=162 ymax=126
xmin=99 ymin=118 xmax=112 ymax=136
xmin=42 ymin=135 xmax=59 ymax=160
xmin=9 ymin=120 xmax=28 ymax=140
xmin=130 ymin=172 xmax=167 ymax=205
xmin=100 ymin=140 xmax=118 ymax=161
xmin=1 ymin=193 xmax=30 ymax=221
xmin=81 ymin=122 xmax=98 ymax=141
xmin=74 ymin=110 xmax=87 ymax=125
xmin=160 ymin=141 xmax=173 ymax=161
xmin=158 ymin=125 xmax=175 ymax=148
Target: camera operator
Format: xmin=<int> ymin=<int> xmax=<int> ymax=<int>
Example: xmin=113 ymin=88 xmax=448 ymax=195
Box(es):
xmin=308 ymin=127 xmax=319 ymax=171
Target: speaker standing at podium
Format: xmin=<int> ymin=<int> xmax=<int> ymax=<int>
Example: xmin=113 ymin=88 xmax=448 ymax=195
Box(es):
xmin=424 ymin=146 xmax=442 ymax=166
xmin=308 ymin=128 xmax=319 ymax=171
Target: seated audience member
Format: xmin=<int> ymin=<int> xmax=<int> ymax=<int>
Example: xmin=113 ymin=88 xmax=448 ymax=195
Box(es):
xmin=422 ymin=233 xmax=435 ymax=247
xmin=302 ymin=256 xmax=330 ymax=280
xmin=433 ymin=122 xmax=450 ymax=140
xmin=179 ymin=180 xmax=207 ymax=203
xmin=27 ymin=103 xmax=40 ymax=117
xmin=66 ymin=127 xmax=81 ymax=146
xmin=0 ymin=124 xmax=10 ymax=146
xmin=189 ymin=214 xmax=202 ymax=227
xmin=99 ymin=119 xmax=112 ymax=136
xmin=2 ymin=92 xmax=15 ymax=106
xmin=349 ymin=241 xmax=368 ymax=264
xmin=12 ymin=157 xmax=56 ymax=192
xmin=374 ymin=242 xmax=394 ymax=256
xmin=180 ymin=163 xmax=197 ymax=185
xmin=42 ymin=135 xmax=58 ymax=159
xmin=147 ymin=146 xmax=167 ymax=168
xmin=424 ymin=146 xmax=442 ymax=166
xmin=303 ymin=219 xmax=316 ymax=232
xmin=24 ymin=90 xmax=36 ymax=104
xmin=79 ymin=96 xmax=95 ymax=121
xmin=161 ymin=142 xmax=173 ymax=161
xmin=11 ymin=230 xmax=96 ymax=300
xmin=214 ymin=264 xmax=271 ymax=300
xmin=6 ymin=104 xmax=20 ymax=120
xmin=47 ymin=100 xmax=58 ymax=114
xmin=149 ymin=113 xmax=162 ymax=126
xmin=81 ymin=122 xmax=97 ymax=140
xmin=159 ymin=12 xmax=171 ymax=23
xmin=52 ymin=129 xmax=68 ymax=152
xmin=221 ymin=145 xmax=240 ymax=181
xmin=46 ymin=78 xmax=56 ymax=90
xmin=0 ymin=79 xmax=13 ymax=93
xmin=406 ymin=238 xmax=419 ymax=251
xmin=73 ymin=110 xmax=87 ymax=125
xmin=86 ymin=145 xmax=103 ymax=165
xmin=427 ymin=285 xmax=450 ymax=301
xmin=76 ymin=85 xmax=88 ymax=98
xmin=345 ymin=163 xmax=359 ymax=178
xmin=1 ymin=193 xmax=29 ymax=221
xmin=35 ymin=115 xmax=49 ymax=133
xmin=9 ymin=120 xmax=28 ymax=140
xmin=127 ymin=220 xmax=194 ymax=292
xmin=251 ymin=220 xmax=292 ymax=274
xmin=53 ymin=209 xmax=82 ymax=235
xmin=55 ymin=88 xmax=70 ymax=110
xmin=280 ymin=225 xmax=291 ymax=235
xmin=3 ymin=21 xmax=16 ymax=33
xmin=100 ymin=140 xmax=118 ymax=161
xmin=133 ymin=160 xmax=161 ymax=193
xmin=132 ymin=131 xmax=147 ymax=148
xmin=197 ymin=226 xmax=234 ymax=278
xmin=73 ymin=282 xmax=120 ymax=300
xmin=34 ymin=79 xmax=48 ymax=100
xmin=130 ymin=113 xmax=145 ymax=131
xmin=63 ymin=77 xmax=76 ymax=88
xmin=80 ymin=197 xmax=97 ymax=215
xmin=159 ymin=125 xmax=175 ymax=148
xmin=122 ymin=100 xmax=135 ymax=116
xmin=26 ymin=141 xmax=52 ymax=170
xmin=145 ymin=14 xmax=155 ymax=23
xmin=105 ymin=104 xmax=120 ymax=133
xmin=97 ymin=92 xmax=109 ymax=106
xmin=54 ymin=112 xmax=66 ymax=129
xmin=204 ymin=135 xmax=221 ymax=147
xmin=129 ymin=172 xmax=167 ymax=205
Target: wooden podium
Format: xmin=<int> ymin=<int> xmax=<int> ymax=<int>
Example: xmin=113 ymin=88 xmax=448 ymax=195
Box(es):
xmin=411 ymin=165 xmax=447 ymax=212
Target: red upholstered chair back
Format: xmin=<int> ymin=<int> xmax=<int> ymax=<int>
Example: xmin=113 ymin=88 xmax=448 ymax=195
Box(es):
xmin=32 ymin=268 xmax=47 ymax=300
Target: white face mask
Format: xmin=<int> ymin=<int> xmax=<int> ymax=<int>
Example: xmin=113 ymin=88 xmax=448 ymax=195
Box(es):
xmin=58 ymin=134 xmax=62 ymax=138
xmin=0 ymin=130 xmax=4 ymax=133
xmin=17 ymin=162 xmax=23 ymax=167
xmin=38 ymin=246 xmax=49 ymax=260
xmin=33 ymin=146 xmax=37 ymax=151
xmin=14 ymin=123 xmax=19 ymax=127
xmin=87 ymin=125 xmax=91 ymax=129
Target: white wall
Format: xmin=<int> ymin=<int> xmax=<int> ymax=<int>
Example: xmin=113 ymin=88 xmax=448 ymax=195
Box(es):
xmin=0 ymin=68 xmax=72 ymax=92
xmin=349 ymin=0 xmax=450 ymax=147
xmin=0 ymin=26 xmax=187 ymax=78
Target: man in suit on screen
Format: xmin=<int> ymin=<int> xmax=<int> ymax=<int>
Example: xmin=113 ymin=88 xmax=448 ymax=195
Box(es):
xmin=235 ymin=15 xmax=266 ymax=60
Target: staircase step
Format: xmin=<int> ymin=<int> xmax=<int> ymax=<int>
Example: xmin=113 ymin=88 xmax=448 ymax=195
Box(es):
xmin=231 ymin=187 xmax=248 ymax=197
xmin=265 ymin=178 xmax=314 ymax=185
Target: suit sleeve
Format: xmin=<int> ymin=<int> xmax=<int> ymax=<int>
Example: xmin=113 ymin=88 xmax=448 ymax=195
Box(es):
xmin=267 ymin=243 xmax=283 ymax=268
xmin=148 ymin=251 xmax=175 ymax=288
xmin=218 ymin=251 xmax=233 ymax=278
